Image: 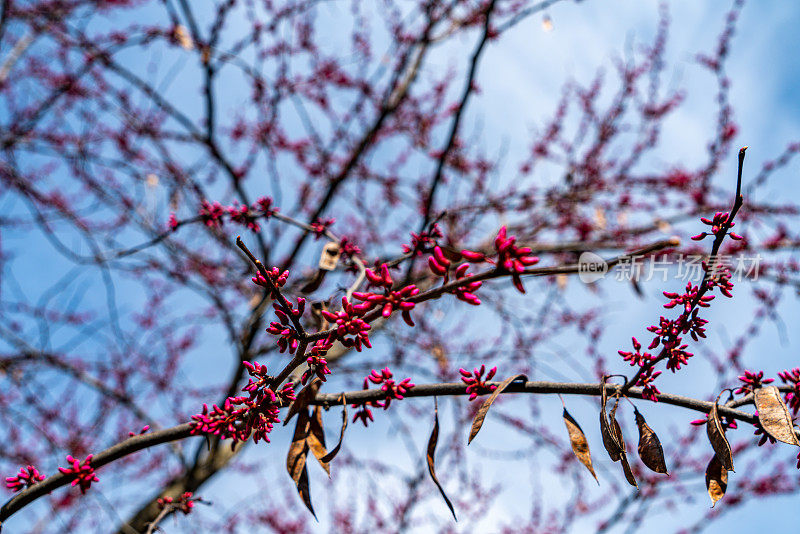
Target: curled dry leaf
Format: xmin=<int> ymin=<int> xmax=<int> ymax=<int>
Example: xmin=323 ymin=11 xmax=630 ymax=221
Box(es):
xmin=634 ymin=407 xmax=668 ymax=475
xmin=610 ymin=410 xmax=637 ymax=489
xmin=308 ymin=406 xmax=330 ymax=477
xmin=754 ymin=386 xmax=800 ymax=446
xmin=468 ymin=374 xmax=527 ymax=444
xmin=705 ymin=454 xmax=728 ymax=507
xmin=287 ymin=409 xmax=316 ymax=518
xmin=706 ymin=400 xmax=734 ymax=472
xmin=427 ymin=398 xmax=457 ymax=521
xmin=284 ymin=379 xmax=323 ymax=426
xmin=562 ymin=407 xmax=599 ymax=483
xmin=320 ymin=395 xmax=347 ymax=464
xmin=599 ymin=384 xmax=623 ymax=461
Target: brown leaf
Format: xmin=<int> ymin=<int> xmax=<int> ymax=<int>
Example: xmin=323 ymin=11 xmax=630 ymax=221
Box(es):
xmin=284 ymin=379 xmax=322 ymax=426
xmin=307 ymin=406 xmax=330 ymax=477
xmin=620 ymin=454 xmax=638 ymax=488
xmin=287 ymin=409 xmax=316 ymax=518
xmin=468 ymin=374 xmax=527 ymax=444
xmin=706 ymin=400 xmax=734 ymax=471
xmin=600 ymin=386 xmax=622 ymax=461
xmin=427 ymin=398 xmax=457 ymax=521
xmin=320 ymin=396 xmax=347 ymax=464
xmin=754 ymin=386 xmax=800 ymax=446
xmin=610 ymin=410 xmax=637 ymax=488
xmin=705 ymin=454 xmax=728 ymax=507
xmin=562 ymin=407 xmax=598 ymax=483
xmin=634 ymin=407 xmax=668 ymax=475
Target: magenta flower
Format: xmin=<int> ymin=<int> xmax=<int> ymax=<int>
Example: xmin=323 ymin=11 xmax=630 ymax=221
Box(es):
xmin=427 ymin=245 xmax=455 ymax=279
xmin=190 ymin=361 xmax=295 ymax=448
xmin=321 ymin=297 xmax=373 ymax=351
xmin=168 ymin=213 xmax=179 ymax=231
xmin=402 ymin=223 xmax=442 ymax=255
xmin=690 ymin=413 xmax=737 ymax=430
xmin=691 ymin=211 xmax=742 ymax=241
xmin=490 ymin=226 xmax=540 ymax=293
xmin=365 ymin=368 xmax=415 ymax=409
xmin=158 ymin=491 xmax=197 ymax=515
xmin=459 ymin=365 xmax=498 ymax=401
xmin=451 ymin=263 xmax=482 ymax=306
xmin=58 ymin=455 xmax=99 ymax=494
xmin=752 ymin=413 xmax=777 ymax=446
xmin=302 ymin=340 xmax=333 ymax=385
xmin=618 ymin=337 xmax=652 ymax=367
xmin=636 ymin=367 xmax=662 ymax=402
xmin=778 ymin=367 xmax=800 ymax=415
xmin=199 ymin=200 xmax=226 ymax=228
xmin=266 ymin=298 xmax=305 ymax=354
xmin=354 ymin=265 xmax=419 ymax=325
xmin=338 ymin=237 xmax=361 ymax=259
xmin=352 ymin=404 xmax=374 ymax=427
xmin=663 ymin=282 xmax=714 ymax=313
xmin=227 ymin=202 xmax=260 ymax=232
xmin=128 ymin=425 xmax=150 ymax=437
xmin=734 ymin=370 xmax=774 ymax=396
xmin=310 ymin=217 xmax=335 ymax=238
xmin=255 ymin=196 xmax=278 ymax=218
xmin=5 ymin=465 xmax=45 ymax=492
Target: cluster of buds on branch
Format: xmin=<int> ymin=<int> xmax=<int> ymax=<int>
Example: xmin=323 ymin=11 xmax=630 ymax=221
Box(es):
xmin=157 ymin=491 xmax=198 ymax=515
xmin=57 ymin=455 xmax=99 ymax=495
xmin=4 ymin=466 xmax=45 ymax=493
xmin=354 ymin=263 xmax=419 ymax=326
xmin=460 ymin=365 xmax=498 ymax=401
xmin=351 ymin=368 xmax=415 ymax=426
xmin=170 ymin=196 xmax=277 ymax=232
xmin=189 ymin=361 xmax=295 ymax=448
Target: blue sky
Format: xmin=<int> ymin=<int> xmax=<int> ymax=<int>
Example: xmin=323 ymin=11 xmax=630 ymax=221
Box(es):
xmin=4 ymin=0 xmax=800 ymax=532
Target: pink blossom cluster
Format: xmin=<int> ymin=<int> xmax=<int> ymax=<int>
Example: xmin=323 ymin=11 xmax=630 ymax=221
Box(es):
xmin=459 ymin=365 xmax=497 ymax=401
xmin=266 ymin=297 xmax=306 ymax=354
xmin=365 ymin=368 xmax=415 ymax=409
xmin=320 ymin=297 xmax=373 ymax=351
xmin=172 ymin=196 xmax=277 ymax=232
xmin=338 ymin=237 xmax=361 ymax=259
xmin=5 ymin=465 xmax=45 ymax=492
xmin=58 ymin=455 xmax=99 ymax=494
xmin=427 ymin=245 xmax=456 ymax=278
xmin=128 ymin=425 xmax=151 ymax=437
xmin=734 ymin=369 xmax=774 ymax=396
xmin=691 ymin=211 xmax=743 ymax=241
xmin=157 ymin=491 xmax=196 ymax=515
xmin=351 ymin=368 xmax=415 ymax=426
xmin=461 ymin=226 xmax=539 ymax=293
xmin=618 ymin=337 xmax=652 ymax=367
xmin=354 ymin=263 xmax=419 ymax=326
xmin=662 ymin=282 xmax=715 ymax=313
xmin=189 ymin=361 xmax=295 ymax=448
xmin=778 ymin=368 xmax=800 ymax=415
xmin=309 ymin=217 xmax=335 ymax=238
xmin=637 ymin=367 xmax=662 ymax=401
xmin=302 ymin=340 xmax=333 ymax=385
xmin=402 ymin=223 xmax=443 ymax=255
xmin=251 ymin=266 xmax=289 ymax=296
xmin=752 ymin=412 xmax=777 ymax=446
xmin=614 ymin=208 xmax=742 ymax=404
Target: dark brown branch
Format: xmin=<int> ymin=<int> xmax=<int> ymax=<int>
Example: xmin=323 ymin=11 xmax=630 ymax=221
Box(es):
xmin=4 ymin=380 xmax=789 ymax=525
